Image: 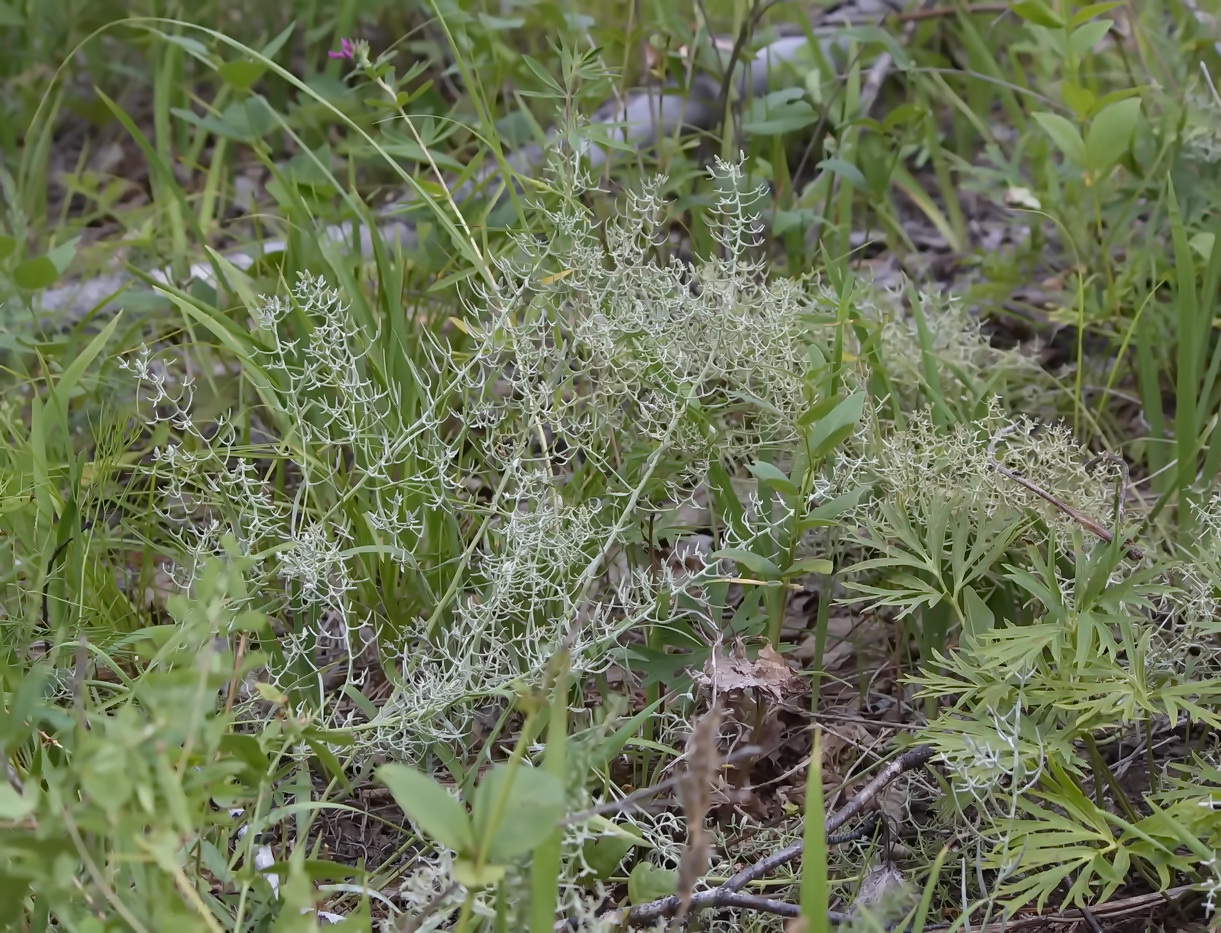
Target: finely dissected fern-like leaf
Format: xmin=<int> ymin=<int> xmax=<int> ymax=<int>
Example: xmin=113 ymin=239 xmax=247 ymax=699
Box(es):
xmin=905 ymin=485 xmax=1221 ymax=917
xmin=986 ymin=758 xmax=1192 ymax=912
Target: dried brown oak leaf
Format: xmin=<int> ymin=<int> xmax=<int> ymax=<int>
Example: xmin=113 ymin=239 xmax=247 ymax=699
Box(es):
xmin=693 ymin=638 xmax=804 ymax=702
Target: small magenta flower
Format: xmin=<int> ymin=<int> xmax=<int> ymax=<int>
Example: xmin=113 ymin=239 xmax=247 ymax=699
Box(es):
xmin=328 ymin=38 xmax=355 ymax=60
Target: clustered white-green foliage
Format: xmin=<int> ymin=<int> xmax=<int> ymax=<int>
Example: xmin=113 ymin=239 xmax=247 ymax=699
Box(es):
xmin=111 ymin=144 xmax=1125 ymax=929
xmin=460 ymin=153 xmax=819 ymax=471
xmin=874 ymin=287 xmax=1044 ymax=408
xmin=872 ymin=401 xmax=1122 ymax=540
xmin=119 ymin=274 xmax=451 ymax=714
xmin=113 ymin=143 xmax=1221 ymax=928
xmin=116 ymin=155 xmax=842 ymax=767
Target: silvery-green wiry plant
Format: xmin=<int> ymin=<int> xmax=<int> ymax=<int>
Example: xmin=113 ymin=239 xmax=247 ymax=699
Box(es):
xmin=119 ymin=272 xmax=458 ymax=740
xmin=118 ymin=151 xmax=845 ymax=776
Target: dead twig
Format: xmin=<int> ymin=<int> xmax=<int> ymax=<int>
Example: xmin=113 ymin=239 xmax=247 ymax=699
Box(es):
xmin=987 ymin=424 xmax=1144 ymax=560
xmin=1084 ymin=451 xmax=1131 ymax=528
xmin=601 ymin=744 xmax=935 ymax=928
xmin=720 ymin=744 xmax=935 ymax=894
xmin=826 ymin=811 xmax=880 ymax=845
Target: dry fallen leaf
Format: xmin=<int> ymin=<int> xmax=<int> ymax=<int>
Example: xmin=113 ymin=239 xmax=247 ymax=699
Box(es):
xmin=694 ymin=638 xmax=804 ymax=701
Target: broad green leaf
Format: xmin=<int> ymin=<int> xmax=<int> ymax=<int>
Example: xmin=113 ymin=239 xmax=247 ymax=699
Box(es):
xmin=1 ymin=666 xmax=48 ymax=747
xmin=153 ymin=756 xmax=194 ymax=835
xmin=1032 ymin=111 xmax=1085 ymax=166
xmin=0 ymin=871 xmax=30 ymax=926
xmin=799 ymin=486 xmax=870 ymax=531
xmin=1011 ymin=0 xmax=1063 ymax=27
xmin=171 ymin=97 xmax=276 ymax=142
xmin=0 ymin=234 xmax=17 ymax=261
xmin=1085 ymin=97 xmax=1141 ymax=175
xmin=707 ymin=547 xmax=782 ymax=580
xmin=627 ymin=862 xmax=677 ymax=905
xmin=1071 ymin=2 xmax=1122 ymax=26
xmin=220 ymin=733 xmax=270 ymax=779
xmin=521 ymin=54 xmax=566 ymax=96
xmin=806 ymin=390 xmax=866 ymax=460
xmin=304 ymin=734 xmax=353 ymax=794
xmin=218 ymin=59 xmax=267 ymax=90
xmin=453 ymin=859 xmax=507 ymax=888
xmin=1190 ymin=232 xmax=1214 ymax=262
xmin=816 ymin=158 xmax=868 ymax=191
xmin=0 ymin=784 xmax=35 ymax=820
xmin=1060 ymin=81 xmax=1095 ymax=121
xmin=44 ymin=236 xmax=79 ymax=273
xmin=1069 ymin=19 xmax=1113 ymax=58
xmin=479 ymin=12 xmax=525 ymax=29
xmin=260 ymin=22 xmax=296 ymax=59
xmin=774 ymin=207 xmax=815 ymax=236
xmin=588 ymin=696 xmax=667 ymax=768
xmin=12 ymin=256 xmax=59 ymax=290
xmin=80 ymin=743 xmax=134 ymax=812
xmin=472 ymin=763 xmax=566 ymax=864
xmin=158 ymin=33 xmax=214 ymax=63
xmin=377 ymin=764 xmax=474 ymax=853
xmin=881 ymin=101 xmax=928 ymax=132
xmin=785 ymin=556 xmax=834 ymax=577
xmin=1088 ymin=87 xmax=1147 ymax=117
xmin=270 ymin=863 xmax=319 ymax=933
xmin=743 ymin=87 xmax=818 ymax=136
xmin=961 ymin=585 xmax=995 ymax=646
xmin=581 ymin=833 xmax=639 ymax=881
xmin=835 ymin=24 xmax=910 ymax=66
xmin=747 ymin=460 xmax=797 ymax=494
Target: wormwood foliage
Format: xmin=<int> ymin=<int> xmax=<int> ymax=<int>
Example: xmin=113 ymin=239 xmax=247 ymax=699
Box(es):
xmin=109 ymin=154 xmax=848 ymax=758
xmin=0 ymin=151 xmax=857 ymax=929
xmin=10 ymin=0 xmax=1221 ymax=929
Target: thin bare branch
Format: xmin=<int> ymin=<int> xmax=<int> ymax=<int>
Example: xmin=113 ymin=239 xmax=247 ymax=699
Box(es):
xmin=599 ymin=744 xmax=935 ymax=927
xmin=987 ymin=424 xmax=1144 ymax=559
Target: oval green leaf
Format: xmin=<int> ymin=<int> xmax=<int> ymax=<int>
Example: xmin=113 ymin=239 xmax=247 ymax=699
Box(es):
xmin=628 ymin=862 xmax=678 ymax=905
xmin=472 ymin=763 xmax=566 ymax=864
xmin=1032 ymin=111 xmax=1086 ymax=167
xmin=377 ymin=764 xmax=474 ymax=854
xmin=1085 ymin=97 xmax=1141 ymax=175
xmin=12 ymin=256 xmax=59 ymax=290
xmin=707 ymin=547 xmax=782 ymax=580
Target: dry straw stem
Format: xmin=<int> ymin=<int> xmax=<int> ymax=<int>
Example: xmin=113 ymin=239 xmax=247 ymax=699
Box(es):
xmin=668 ymin=702 xmax=724 ymax=930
